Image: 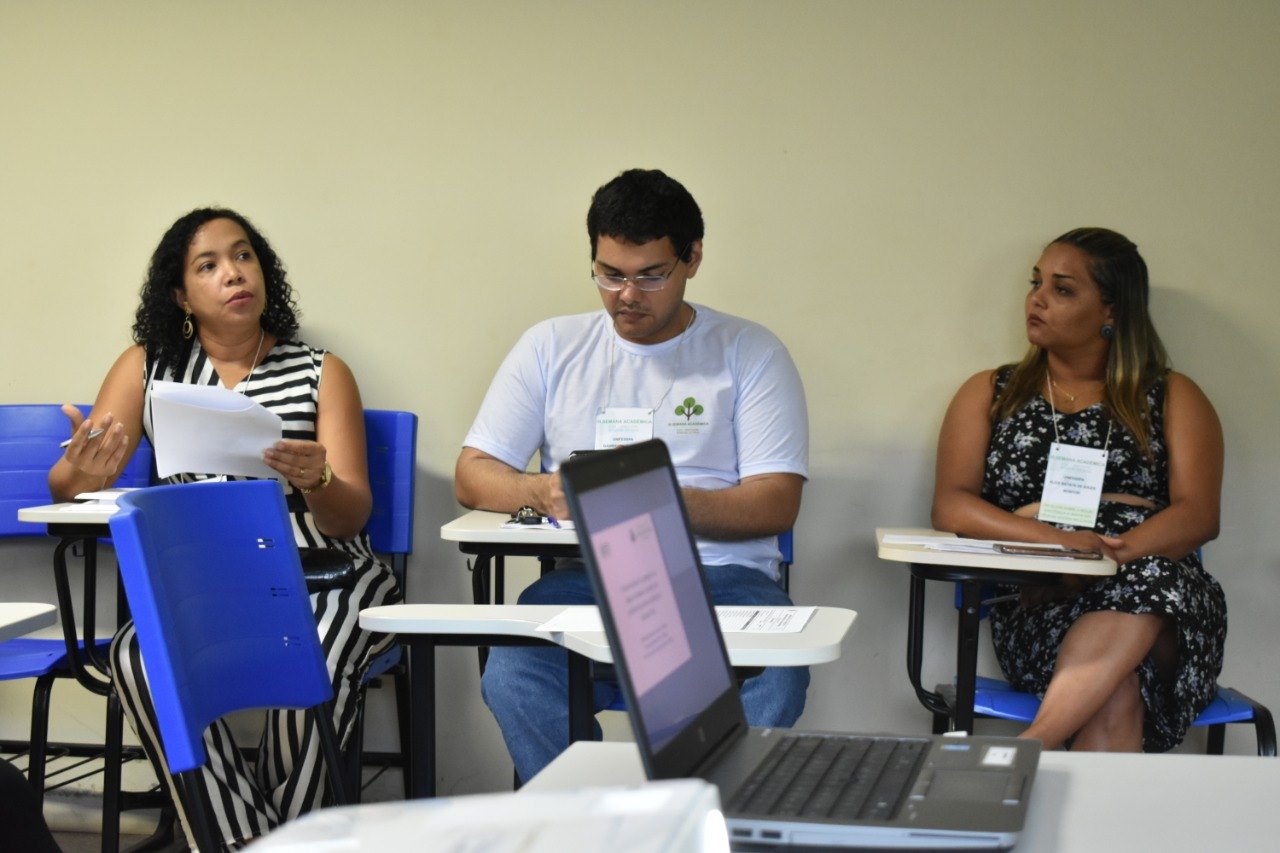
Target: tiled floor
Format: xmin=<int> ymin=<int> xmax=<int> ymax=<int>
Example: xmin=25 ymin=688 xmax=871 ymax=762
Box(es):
xmin=23 ymin=752 xmax=407 ymax=852
xmin=53 ymin=829 xmax=156 ymax=853
xmin=34 ymin=751 xmax=170 ymax=852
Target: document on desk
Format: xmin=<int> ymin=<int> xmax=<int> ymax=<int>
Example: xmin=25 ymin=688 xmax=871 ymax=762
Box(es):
xmin=149 ymin=381 xmax=282 ymax=479
xmin=59 ymin=487 xmax=141 ymax=513
xmin=72 ymin=488 xmax=140 ymax=504
xmin=538 ymin=605 xmax=816 ymax=634
xmin=58 ymin=501 xmax=121 ymax=514
xmin=882 ymin=532 xmax=1066 ymax=555
xmin=715 ymin=605 xmax=815 ymax=632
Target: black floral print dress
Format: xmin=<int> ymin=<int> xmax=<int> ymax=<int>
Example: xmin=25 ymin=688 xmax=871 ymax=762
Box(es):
xmin=983 ymin=369 xmax=1226 ymax=751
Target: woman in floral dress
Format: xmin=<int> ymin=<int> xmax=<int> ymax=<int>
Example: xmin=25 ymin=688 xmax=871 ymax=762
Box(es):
xmin=931 ymin=227 xmax=1225 ymax=752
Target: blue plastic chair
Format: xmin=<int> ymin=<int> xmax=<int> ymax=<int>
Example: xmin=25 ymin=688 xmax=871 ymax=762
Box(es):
xmin=108 ymin=481 xmax=349 ymax=851
xmin=935 ymin=583 xmax=1277 ymax=756
xmin=347 ymin=409 xmax=417 ymax=798
xmin=0 ymin=404 xmax=152 ymax=805
xmin=777 ymin=528 xmax=794 ymax=594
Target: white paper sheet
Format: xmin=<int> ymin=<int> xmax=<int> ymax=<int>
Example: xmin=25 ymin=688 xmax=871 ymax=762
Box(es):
xmin=715 ymin=606 xmax=816 ymax=632
xmin=73 ymin=488 xmax=140 ymax=503
xmin=149 ymin=381 xmax=282 ymax=479
xmin=537 ymin=605 xmax=816 ymax=634
xmin=58 ymin=502 xmax=119 ymax=514
xmin=881 ymin=533 xmax=1069 ymax=555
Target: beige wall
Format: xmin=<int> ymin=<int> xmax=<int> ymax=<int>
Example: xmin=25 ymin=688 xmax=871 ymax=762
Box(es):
xmin=2 ymin=1 xmax=1277 ymax=792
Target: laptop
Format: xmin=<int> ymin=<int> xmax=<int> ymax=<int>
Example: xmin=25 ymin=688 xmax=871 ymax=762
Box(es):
xmin=559 ymin=439 xmax=1039 ymax=850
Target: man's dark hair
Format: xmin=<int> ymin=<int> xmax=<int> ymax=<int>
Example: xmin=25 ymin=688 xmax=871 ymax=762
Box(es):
xmin=587 ymin=169 xmax=704 ymax=261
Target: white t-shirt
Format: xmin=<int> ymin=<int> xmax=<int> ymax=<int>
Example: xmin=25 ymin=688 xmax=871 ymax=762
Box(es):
xmin=463 ymin=304 xmax=809 ymax=578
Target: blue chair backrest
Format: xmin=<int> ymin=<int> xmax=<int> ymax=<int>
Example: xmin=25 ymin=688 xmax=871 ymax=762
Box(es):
xmin=0 ymin=404 xmax=153 ymax=538
xmin=363 ymin=410 xmax=416 ymax=560
xmin=108 ymin=481 xmax=332 ymax=775
xmin=778 ymin=529 xmax=794 ymax=566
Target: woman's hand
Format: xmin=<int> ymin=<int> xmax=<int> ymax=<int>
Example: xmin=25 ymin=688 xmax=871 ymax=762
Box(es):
xmin=1019 ymin=530 xmax=1124 ymax=607
xmin=1053 ymin=529 xmax=1123 ymax=562
xmin=59 ymin=403 xmax=129 ymax=482
xmin=263 ymin=439 xmax=329 ymax=493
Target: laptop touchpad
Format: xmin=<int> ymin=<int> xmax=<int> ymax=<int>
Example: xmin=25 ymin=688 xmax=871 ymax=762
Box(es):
xmin=930 ymin=769 xmax=1009 ymax=800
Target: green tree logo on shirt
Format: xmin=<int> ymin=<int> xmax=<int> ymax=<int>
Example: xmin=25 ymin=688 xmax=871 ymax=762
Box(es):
xmin=675 ymin=397 xmax=704 ymax=420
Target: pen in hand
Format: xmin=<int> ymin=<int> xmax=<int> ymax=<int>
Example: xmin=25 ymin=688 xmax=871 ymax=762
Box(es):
xmin=60 ymin=428 xmax=105 ymax=449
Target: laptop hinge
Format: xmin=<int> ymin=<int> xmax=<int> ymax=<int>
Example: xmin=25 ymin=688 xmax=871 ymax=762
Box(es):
xmin=693 ymin=721 xmax=751 ymax=776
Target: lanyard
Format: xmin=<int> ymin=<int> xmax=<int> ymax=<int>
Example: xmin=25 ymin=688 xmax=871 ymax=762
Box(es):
xmin=1037 ymin=378 xmax=1113 ymax=528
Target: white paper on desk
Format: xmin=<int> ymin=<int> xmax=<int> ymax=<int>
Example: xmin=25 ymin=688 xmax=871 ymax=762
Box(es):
xmin=717 ymin=605 xmax=816 ymax=633
xmin=73 ymin=488 xmax=140 ymax=503
xmin=538 ymin=605 xmax=815 ymax=634
xmin=150 ymin=381 xmax=282 ymax=479
xmin=58 ymin=501 xmax=119 ymax=514
xmin=881 ymin=533 xmax=1069 ymax=555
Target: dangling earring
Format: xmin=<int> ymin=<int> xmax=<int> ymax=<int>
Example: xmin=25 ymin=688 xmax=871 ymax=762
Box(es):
xmin=182 ymin=311 xmax=194 ymax=340
xmin=1101 ymin=324 xmax=1115 ymax=340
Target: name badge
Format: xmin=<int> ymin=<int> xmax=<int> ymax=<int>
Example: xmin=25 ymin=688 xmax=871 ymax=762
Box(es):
xmin=1037 ymin=441 xmax=1109 ymax=527
xmin=595 ymin=407 xmax=654 ymax=449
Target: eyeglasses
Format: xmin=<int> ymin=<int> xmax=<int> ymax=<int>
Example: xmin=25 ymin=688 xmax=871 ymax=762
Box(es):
xmin=591 ymin=244 xmax=690 ymax=292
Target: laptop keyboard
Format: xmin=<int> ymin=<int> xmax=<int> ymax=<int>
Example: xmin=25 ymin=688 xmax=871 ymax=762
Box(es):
xmin=727 ymin=734 xmax=929 ymax=821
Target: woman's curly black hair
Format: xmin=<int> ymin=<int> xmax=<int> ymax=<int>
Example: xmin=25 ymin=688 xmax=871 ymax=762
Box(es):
xmin=132 ymin=207 xmax=300 ymax=376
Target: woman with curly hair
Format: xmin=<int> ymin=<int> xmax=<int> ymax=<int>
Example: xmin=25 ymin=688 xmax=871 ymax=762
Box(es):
xmin=49 ymin=208 xmax=399 ymax=848
xmin=932 ymin=227 xmax=1226 ymax=753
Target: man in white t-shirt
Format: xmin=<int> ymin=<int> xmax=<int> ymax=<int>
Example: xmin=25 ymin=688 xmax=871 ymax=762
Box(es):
xmin=456 ymin=168 xmax=809 ymax=783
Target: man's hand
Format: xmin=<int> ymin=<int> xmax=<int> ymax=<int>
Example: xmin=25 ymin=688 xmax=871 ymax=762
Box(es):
xmin=540 ymin=470 xmax=570 ymax=521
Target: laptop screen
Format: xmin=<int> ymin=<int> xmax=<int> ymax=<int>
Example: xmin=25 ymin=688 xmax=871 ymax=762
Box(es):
xmin=562 ymin=441 xmax=741 ymax=769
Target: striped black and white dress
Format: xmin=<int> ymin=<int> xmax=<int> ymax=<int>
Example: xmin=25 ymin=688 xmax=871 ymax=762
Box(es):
xmin=109 ymin=338 xmax=400 ymax=849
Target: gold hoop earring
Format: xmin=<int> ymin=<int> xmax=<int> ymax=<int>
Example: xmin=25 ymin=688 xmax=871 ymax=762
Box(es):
xmin=182 ymin=312 xmax=194 ymax=340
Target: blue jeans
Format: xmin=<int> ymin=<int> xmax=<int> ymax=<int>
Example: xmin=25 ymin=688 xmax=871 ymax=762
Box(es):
xmin=481 ymin=564 xmax=810 ymax=783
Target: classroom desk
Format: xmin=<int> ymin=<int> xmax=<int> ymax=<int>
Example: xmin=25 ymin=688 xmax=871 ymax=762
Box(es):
xmin=18 ymin=501 xmax=135 ymax=853
xmin=875 ymin=527 xmax=1116 ymax=734
xmin=0 ymin=602 xmax=56 ymax=642
xmin=359 ymin=603 xmax=856 ymax=800
xmin=441 ymin=509 xmax=579 ymax=606
xmin=525 ymin=741 xmax=1280 ymax=852
xmin=17 ymin=502 xmax=121 ymax=695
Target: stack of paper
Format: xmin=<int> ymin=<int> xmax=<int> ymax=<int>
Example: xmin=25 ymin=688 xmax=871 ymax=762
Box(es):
xmin=150 ymin=381 xmax=283 ymax=479
xmin=880 ymin=533 xmax=1070 ymax=555
xmin=63 ymin=487 xmax=140 ymax=515
xmin=537 ymin=605 xmax=816 ymax=634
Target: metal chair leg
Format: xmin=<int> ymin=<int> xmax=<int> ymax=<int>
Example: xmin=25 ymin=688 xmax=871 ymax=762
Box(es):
xmin=101 ymin=692 xmax=124 ymax=853
xmin=392 ymin=664 xmax=412 ymax=798
xmin=27 ymin=672 xmax=56 ymax=805
xmin=1206 ymin=723 xmax=1225 ymax=755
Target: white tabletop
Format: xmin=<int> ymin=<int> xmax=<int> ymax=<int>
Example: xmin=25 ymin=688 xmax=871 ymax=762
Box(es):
xmin=250 ymin=779 xmax=723 ymax=852
xmin=526 ymin=741 xmax=1280 ymax=852
xmin=441 ymin=509 xmax=579 ymax=547
xmin=0 ymin=602 xmax=57 ymax=642
xmin=876 ymin=527 xmax=1116 ymax=577
xmin=360 ymin=604 xmax=856 ymax=667
xmin=18 ymin=501 xmax=118 ymax=526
